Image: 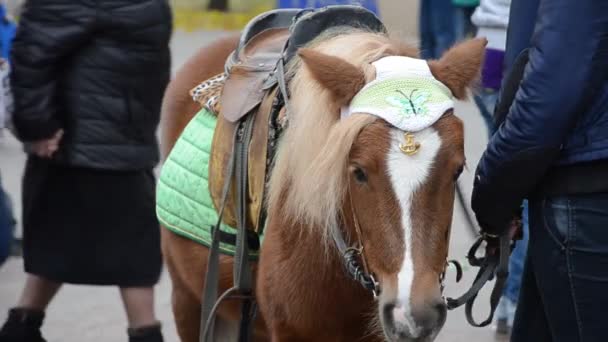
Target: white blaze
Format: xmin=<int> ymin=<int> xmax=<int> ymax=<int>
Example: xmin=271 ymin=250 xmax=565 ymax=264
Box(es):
xmin=386 ymin=128 xmax=442 ymax=336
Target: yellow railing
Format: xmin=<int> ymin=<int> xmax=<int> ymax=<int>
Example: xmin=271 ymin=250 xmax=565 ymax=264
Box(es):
xmin=171 ymin=0 xmax=275 ymax=31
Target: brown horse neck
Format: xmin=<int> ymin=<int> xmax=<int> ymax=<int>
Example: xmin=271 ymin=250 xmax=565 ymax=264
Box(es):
xmin=259 ymin=208 xmax=380 ymax=339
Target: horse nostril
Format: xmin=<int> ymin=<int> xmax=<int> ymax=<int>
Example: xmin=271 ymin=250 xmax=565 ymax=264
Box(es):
xmin=435 ymin=301 xmax=447 ymax=327
xmin=416 ymin=301 xmax=447 ymax=338
xmin=382 ymin=302 xmax=396 ymax=325
xmin=382 ymin=301 xmax=447 ymax=340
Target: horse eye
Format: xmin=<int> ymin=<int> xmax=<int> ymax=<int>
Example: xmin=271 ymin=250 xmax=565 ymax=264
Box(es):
xmin=353 ymin=167 xmax=368 ymax=183
xmin=454 ymin=165 xmax=464 ymax=181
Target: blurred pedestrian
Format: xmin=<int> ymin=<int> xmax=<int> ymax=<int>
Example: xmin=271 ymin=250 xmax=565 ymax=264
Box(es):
xmin=0 ymin=0 xmax=14 ymax=137
xmin=0 ymin=2 xmax=15 ymax=62
xmin=0 ymin=1 xmax=172 ymax=342
xmin=470 ymin=0 xmax=509 ymax=138
xmin=0 ymin=0 xmax=16 ymax=268
xmin=419 ymin=0 xmax=457 ymax=59
xmin=472 ymin=0 xmax=608 ymax=341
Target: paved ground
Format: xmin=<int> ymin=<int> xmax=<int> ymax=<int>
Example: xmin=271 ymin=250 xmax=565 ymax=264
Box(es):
xmin=0 ymin=23 xmax=506 ymax=342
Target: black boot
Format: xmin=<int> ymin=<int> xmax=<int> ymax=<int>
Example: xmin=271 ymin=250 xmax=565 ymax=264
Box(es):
xmin=0 ymin=308 xmax=46 ymax=342
xmin=128 ymin=322 xmax=164 ymax=342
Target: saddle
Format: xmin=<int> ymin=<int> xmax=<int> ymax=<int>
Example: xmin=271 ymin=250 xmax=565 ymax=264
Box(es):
xmin=209 ymin=5 xmax=387 ymax=234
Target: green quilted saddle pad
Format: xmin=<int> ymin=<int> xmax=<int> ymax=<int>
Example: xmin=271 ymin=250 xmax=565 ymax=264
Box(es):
xmin=156 ymin=108 xmax=262 ymax=257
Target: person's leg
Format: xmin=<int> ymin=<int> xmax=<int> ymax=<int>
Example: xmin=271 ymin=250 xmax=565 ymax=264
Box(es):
xmin=0 ymin=172 xmax=14 ymax=266
xmin=464 ymin=6 xmax=477 ymax=38
xmin=120 ymin=287 xmax=163 ymax=342
xmin=0 ymin=274 xmax=62 ymax=342
xmin=548 ymin=193 xmax=608 ymax=341
xmin=453 ymin=7 xmax=464 ymax=42
xmin=510 ymin=214 xmax=551 ymax=342
xmin=453 ymin=6 xmax=476 ymax=42
xmin=419 ymin=0 xmax=436 ymax=59
xmin=495 ymin=201 xmax=529 ymax=334
xmin=473 ymin=90 xmax=498 ymax=139
xmin=504 ymin=201 xmax=530 ymax=302
xmin=523 ymin=194 xmax=608 ymax=342
xmin=430 ymin=0 xmax=456 ymax=58
xmin=17 ymin=274 xmax=62 ymax=310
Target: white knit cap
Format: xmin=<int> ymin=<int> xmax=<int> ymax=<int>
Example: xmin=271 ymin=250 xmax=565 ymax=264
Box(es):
xmin=341 ymin=56 xmax=454 ymax=132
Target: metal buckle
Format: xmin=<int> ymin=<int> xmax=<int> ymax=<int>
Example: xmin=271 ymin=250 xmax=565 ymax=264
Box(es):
xmin=369 ymin=273 xmax=380 ymax=298
xmin=344 ymin=245 xmax=363 ymax=256
xmin=481 ymin=232 xmax=500 ymax=240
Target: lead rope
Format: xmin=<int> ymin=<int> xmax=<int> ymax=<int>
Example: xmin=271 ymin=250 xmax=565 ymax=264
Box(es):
xmin=445 ymin=233 xmax=511 ymax=327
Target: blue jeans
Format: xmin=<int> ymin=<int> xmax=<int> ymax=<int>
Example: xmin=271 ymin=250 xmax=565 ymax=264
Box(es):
xmin=512 ymin=194 xmax=608 ymax=341
xmin=453 ymin=6 xmax=476 ymax=41
xmin=473 ymin=90 xmax=498 ymax=139
xmin=419 ymin=0 xmax=456 ymax=59
xmin=503 ymin=201 xmax=529 ymax=303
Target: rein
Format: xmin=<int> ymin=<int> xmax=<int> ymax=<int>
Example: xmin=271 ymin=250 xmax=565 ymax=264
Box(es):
xmin=444 ymin=233 xmax=512 ymax=327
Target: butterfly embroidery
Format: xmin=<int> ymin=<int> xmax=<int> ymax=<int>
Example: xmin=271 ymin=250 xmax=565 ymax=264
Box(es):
xmin=386 ymin=89 xmax=430 ymax=117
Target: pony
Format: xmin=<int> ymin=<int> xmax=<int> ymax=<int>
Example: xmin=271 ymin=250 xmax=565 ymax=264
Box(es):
xmin=160 ymin=28 xmax=486 ymax=342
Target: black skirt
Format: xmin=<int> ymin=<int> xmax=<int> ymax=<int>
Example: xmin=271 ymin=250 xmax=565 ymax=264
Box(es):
xmin=21 ymin=157 xmax=162 ymax=286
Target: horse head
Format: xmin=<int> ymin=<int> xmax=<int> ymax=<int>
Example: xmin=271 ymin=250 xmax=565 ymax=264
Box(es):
xmin=267 ymin=30 xmax=486 ymax=341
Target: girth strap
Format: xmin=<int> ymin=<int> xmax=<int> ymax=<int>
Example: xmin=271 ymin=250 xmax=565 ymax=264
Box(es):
xmin=200 ymin=128 xmax=238 ymax=342
xmin=214 ymin=228 xmax=261 ymax=251
xmin=445 ymin=234 xmax=511 ymax=327
xmin=200 ymin=112 xmax=259 ymax=342
xmin=234 ymin=111 xmax=258 ymax=342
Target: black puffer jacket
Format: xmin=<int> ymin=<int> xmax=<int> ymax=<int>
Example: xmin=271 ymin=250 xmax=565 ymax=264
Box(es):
xmin=11 ymin=0 xmax=172 ymax=170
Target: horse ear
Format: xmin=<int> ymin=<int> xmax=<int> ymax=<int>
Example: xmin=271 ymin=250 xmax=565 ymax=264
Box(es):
xmin=298 ymin=48 xmax=367 ymax=106
xmin=428 ymin=38 xmax=487 ymax=100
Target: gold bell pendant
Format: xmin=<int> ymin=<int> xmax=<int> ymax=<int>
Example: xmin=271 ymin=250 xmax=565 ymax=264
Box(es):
xmin=399 ymin=132 xmax=421 ymax=156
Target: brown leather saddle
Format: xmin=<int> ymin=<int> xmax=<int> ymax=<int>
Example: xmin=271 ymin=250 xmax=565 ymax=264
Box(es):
xmin=208 ymin=6 xmax=386 ymax=235
xmin=208 ymin=10 xmax=295 ymax=234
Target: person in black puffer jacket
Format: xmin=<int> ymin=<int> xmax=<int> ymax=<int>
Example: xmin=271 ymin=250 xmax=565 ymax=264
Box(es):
xmin=0 ymin=1 xmax=171 ymax=342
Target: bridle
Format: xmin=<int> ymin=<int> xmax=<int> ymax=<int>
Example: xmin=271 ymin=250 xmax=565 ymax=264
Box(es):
xmin=332 ymin=180 xmax=510 ymax=330
xmin=332 ymin=183 xmax=461 ymax=300
xmin=332 ymin=182 xmax=381 ymax=297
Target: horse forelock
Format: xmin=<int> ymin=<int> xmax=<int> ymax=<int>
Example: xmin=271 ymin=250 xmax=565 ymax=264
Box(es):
xmin=267 ymin=29 xmax=419 ymax=246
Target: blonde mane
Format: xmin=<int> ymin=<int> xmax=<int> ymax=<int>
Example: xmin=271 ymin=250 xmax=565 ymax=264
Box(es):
xmin=267 ymin=28 xmax=418 ymax=241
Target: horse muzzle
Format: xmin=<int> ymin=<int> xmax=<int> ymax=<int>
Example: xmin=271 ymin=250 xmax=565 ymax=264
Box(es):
xmin=381 ymin=299 xmax=447 ymax=342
